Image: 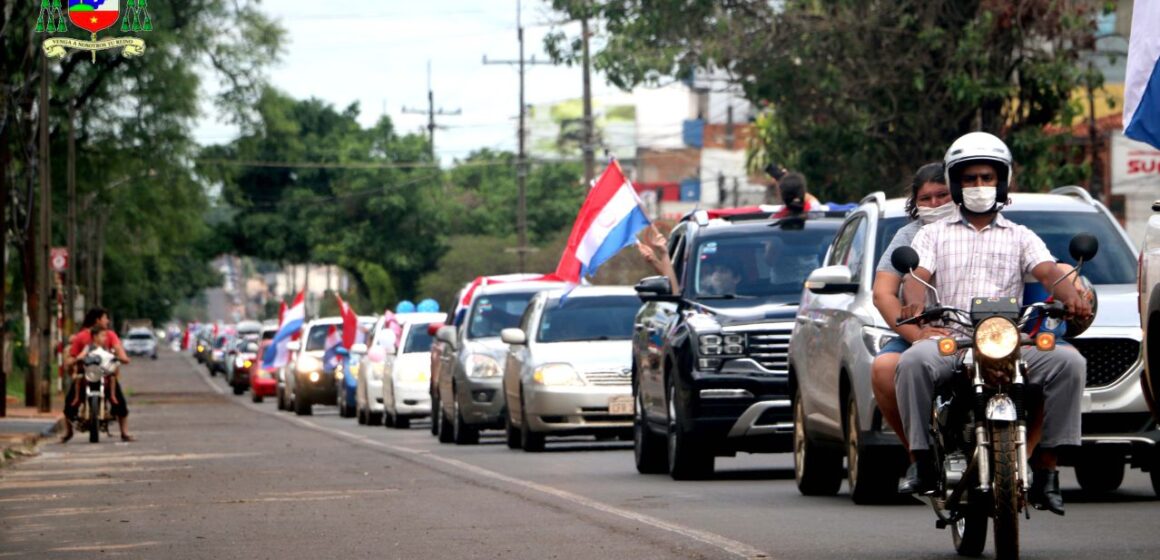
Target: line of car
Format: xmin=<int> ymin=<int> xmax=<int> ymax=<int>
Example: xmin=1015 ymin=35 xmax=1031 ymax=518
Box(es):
xmin=190 ymin=185 xmax=1158 ymax=503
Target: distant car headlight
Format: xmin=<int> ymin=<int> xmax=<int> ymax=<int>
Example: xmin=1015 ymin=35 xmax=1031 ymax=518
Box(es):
xmin=861 ymin=326 xmax=899 ymax=355
xmin=197 ymin=345 xmax=205 ymax=353
xmin=975 ymin=317 xmax=1019 ymax=360
xmin=533 ymin=363 xmax=582 ymax=386
xmin=466 ymin=355 xmax=502 ymax=378
xmin=297 ymin=355 xmax=323 ymax=374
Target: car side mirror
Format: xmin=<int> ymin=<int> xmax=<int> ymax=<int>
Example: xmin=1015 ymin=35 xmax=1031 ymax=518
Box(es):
xmin=1069 ymin=233 xmax=1098 ymax=263
xmin=805 ymin=265 xmax=858 ymax=294
xmin=891 ymin=246 xmax=920 ymax=275
xmin=350 ymin=343 xmax=368 ymax=355
xmin=436 ymin=326 xmax=458 ymax=349
xmin=286 ymin=340 xmax=300 ymax=352
xmin=635 ymin=275 xmax=680 ymax=302
xmin=500 ymin=328 xmax=526 ymax=345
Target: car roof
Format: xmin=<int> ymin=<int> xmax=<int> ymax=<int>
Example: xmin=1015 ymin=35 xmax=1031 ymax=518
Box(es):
xmin=397 ymin=312 xmax=447 ymax=326
xmin=539 ymin=285 xmax=638 ymax=299
xmin=474 ymin=280 xmax=564 ymax=297
xmin=874 ymin=191 xmax=1100 ymax=219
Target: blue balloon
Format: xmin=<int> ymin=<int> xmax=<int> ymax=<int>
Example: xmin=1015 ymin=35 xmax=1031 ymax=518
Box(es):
xmin=417 ymin=298 xmax=440 ymax=313
xmin=395 ymin=300 xmax=416 ymax=313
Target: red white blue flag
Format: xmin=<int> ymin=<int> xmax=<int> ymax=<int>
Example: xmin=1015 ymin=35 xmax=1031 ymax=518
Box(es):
xmin=554 ymin=161 xmax=651 ymax=284
xmin=68 ymin=0 xmax=120 ymax=34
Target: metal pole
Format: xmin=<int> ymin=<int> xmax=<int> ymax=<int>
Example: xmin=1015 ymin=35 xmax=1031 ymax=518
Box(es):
xmin=67 ymin=104 xmax=76 ymax=333
xmin=517 ymin=2 xmax=528 ymax=272
xmin=581 ymin=14 xmax=595 ymax=185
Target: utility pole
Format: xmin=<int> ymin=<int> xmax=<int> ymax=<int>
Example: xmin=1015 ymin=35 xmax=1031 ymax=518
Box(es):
xmin=66 ymin=104 xmax=76 ymax=334
xmin=484 ymin=0 xmax=554 ymax=272
xmin=581 ymin=14 xmax=595 ymax=185
xmin=402 ymin=61 xmax=461 ymax=161
xmin=37 ymin=52 xmax=52 ymax=412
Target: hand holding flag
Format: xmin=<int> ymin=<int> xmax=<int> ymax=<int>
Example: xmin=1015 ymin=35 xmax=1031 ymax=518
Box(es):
xmin=554 ymin=161 xmax=651 ymax=284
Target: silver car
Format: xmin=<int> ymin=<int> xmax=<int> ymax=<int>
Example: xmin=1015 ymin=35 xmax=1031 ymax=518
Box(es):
xmin=123 ymin=328 xmax=157 ymax=359
xmin=791 ymin=187 xmax=1157 ymax=502
xmin=500 ymin=287 xmax=639 ymax=452
xmin=434 ymin=281 xmax=562 ymax=444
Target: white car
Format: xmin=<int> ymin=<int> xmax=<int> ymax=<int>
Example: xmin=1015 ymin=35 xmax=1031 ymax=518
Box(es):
xmin=1139 ymin=199 xmax=1160 ymax=427
xmin=123 ymin=328 xmax=158 ymax=359
xmin=379 ymin=312 xmax=446 ymax=429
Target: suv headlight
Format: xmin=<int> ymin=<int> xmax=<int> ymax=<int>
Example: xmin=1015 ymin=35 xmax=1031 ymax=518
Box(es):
xmin=533 ymin=364 xmax=582 ymax=386
xmin=699 ymin=334 xmax=745 ymax=356
xmin=975 ymin=317 xmax=1019 ymax=360
xmin=297 ymin=355 xmax=323 ymax=374
xmin=861 ymin=326 xmax=899 ymax=355
xmin=466 ymin=355 xmax=502 ymax=378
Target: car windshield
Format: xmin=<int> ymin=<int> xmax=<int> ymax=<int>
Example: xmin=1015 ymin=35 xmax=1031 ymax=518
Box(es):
xmin=127 ymin=333 xmax=153 ymax=340
xmin=690 ymin=222 xmax=840 ymax=299
xmin=537 ymin=295 xmax=639 ymax=343
xmin=403 ymin=324 xmax=435 ymax=353
xmin=875 ymin=211 xmax=1137 ymax=285
xmin=304 ymin=325 xmax=335 ymax=351
xmin=240 ymin=341 xmax=260 ymax=353
xmin=261 ymin=330 xmax=275 ymax=340
xmin=467 ymin=292 xmax=536 ymax=339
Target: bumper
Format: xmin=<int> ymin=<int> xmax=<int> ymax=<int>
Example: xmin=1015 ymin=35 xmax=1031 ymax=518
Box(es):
xmin=680 ymin=366 xmax=793 ymax=453
xmin=391 ymin=382 xmax=431 ymax=417
xmin=367 ymin=378 xmax=383 ymax=412
xmin=525 ymin=384 xmax=632 ymax=433
xmin=126 ymin=348 xmax=156 ymax=356
xmin=250 ymin=376 xmax=277 ymax=397
xmin=456 ymin=377 xmax=505 ymax=427
xmin=296 ymin=373 xmax=337 ymax=404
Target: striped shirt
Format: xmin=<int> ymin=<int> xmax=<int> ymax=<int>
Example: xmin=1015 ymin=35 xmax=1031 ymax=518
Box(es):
xmin=910 ymin=213 xmax=1055 ymax=315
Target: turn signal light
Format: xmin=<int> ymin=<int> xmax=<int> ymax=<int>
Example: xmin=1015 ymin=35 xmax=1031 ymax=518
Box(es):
xmin=937 ymin=337 xmax=957 ymax=356
xmin=1035 ymin=333 xmax=1056 ymax=352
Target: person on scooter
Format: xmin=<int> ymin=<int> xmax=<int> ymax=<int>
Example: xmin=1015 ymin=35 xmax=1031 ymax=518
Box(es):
xmin=894 ymin=132 xmax=1091 ymax=516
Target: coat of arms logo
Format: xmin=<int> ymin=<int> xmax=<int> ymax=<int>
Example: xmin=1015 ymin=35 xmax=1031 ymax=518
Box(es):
xmin=35 ymin=1 xmax=153 ymax=61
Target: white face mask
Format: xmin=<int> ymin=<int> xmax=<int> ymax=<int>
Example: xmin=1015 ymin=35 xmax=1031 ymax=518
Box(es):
xmin=916 ymin=201 xmax=957 ymax=224
xmin=961 ymin=186 xmax=997 ymax=213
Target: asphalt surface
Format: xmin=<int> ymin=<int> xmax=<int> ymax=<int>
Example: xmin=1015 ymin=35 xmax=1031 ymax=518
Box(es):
xmin=2 ymin=350 xmax=1157 ymax=559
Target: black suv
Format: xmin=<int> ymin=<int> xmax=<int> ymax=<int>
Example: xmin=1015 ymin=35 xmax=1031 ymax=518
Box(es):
xmin=632 ymin=208 xmax=846 ymax=479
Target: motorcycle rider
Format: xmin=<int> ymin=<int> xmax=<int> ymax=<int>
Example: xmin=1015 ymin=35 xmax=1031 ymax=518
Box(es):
xmin=895 ymin=132 xmax=1091 ymax=516
xmin=62 ymin=309 xmax=134 ymax=442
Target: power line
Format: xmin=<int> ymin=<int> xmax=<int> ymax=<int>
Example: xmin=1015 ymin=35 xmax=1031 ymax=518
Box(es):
xmin=195 ymin=158 xmax=512 ymax=170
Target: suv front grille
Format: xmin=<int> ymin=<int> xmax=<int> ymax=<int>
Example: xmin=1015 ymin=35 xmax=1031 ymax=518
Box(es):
xmin=741 ymin=325 xmax=794 ymax=374
xmin=1068 ymin=338 xmax=1140 ymax=388
xmin=583 ymin=371 xmax=632 ymax=386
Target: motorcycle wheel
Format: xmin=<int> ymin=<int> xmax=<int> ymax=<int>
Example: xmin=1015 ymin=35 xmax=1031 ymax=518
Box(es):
xmin=88 ymin=395 xmax=101 ymax=443
xmin=951 ymin=492 xmax=988 ymax=557
xmin=991 ymin=423 xmax=1020 ymax=560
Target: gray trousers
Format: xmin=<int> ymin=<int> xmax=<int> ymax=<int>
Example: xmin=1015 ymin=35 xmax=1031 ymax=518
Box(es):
xmin=896 ymin=339 xmax=1085 ymax=452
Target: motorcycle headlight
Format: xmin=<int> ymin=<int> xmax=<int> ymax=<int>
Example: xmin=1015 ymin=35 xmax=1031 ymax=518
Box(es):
xmin=533 ymin=363 xmax=582 ymax=386
xmin=975 ymin=317 xmax=1019 ymax=360
xmin=861 ymin=326 xmax=898 ymax=355
xmin=466 ymin=355 xmax=502 ymax=378
xmin=297 ymin=355 xmax=323 ymax=374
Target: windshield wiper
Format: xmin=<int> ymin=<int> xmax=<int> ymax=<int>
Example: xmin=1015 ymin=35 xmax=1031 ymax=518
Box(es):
xmin=696 ymin=294 xmax=756 ymax=300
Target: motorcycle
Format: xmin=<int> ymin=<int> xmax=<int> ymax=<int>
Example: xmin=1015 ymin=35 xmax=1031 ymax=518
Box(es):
xmin=890 ymin=233 xmax=1097 ymax=560
xmin=75 ymin=347 xmax=121 ymax=444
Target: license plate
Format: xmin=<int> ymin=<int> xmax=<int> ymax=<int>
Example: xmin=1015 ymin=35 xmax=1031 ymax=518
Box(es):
xmin=608 ymin=396 xmax=633 ymax=415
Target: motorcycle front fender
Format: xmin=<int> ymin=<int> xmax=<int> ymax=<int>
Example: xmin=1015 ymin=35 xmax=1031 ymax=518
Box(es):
xmin=985 ymin=394 xmax=1017 ymax=422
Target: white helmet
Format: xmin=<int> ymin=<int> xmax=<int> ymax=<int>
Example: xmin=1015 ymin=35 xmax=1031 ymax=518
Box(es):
xmin=943 ymin=132 xmax=1012 ymax=212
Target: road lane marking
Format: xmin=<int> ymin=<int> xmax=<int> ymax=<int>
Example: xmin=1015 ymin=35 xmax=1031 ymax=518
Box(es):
xmin=187 ymin=352 xmax=772 ymax=559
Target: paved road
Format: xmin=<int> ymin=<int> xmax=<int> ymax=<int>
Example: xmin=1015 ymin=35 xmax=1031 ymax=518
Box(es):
xmin=2 ymin=350 xmax=1157 ymax=559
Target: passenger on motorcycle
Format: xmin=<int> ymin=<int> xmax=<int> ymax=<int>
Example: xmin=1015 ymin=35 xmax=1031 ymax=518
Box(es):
xmin=894 ymin=132 xmax=1092 ymax=516
xmin=62 ymin=309 xmax=134 ymax=442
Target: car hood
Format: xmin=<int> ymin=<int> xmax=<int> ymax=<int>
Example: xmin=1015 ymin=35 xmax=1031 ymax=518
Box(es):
xmin=393 ymin=353 xmax=430 ymax=371
xmin=688 ymin=300 xmax=799 ymax=328
xmin=529 ymin=340 xmax=631 ymax=371
xmin=1091 ymin=284 xmax=1138 ymax=329
xmin=465 ymin=338 xmax=508 ymax=360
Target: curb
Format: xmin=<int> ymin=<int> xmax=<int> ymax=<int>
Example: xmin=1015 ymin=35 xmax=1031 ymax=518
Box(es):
xmin=0 ymin=416 xmax=65 ymax=468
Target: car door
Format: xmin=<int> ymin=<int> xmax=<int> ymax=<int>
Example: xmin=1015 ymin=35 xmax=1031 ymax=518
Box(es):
xmin=639 ymin=225 xmax=686 ymax=424
xmin=805 ymin=214 xmax=866 ymax=438
xmin=505 ymin=297 xmax=539 ymax=422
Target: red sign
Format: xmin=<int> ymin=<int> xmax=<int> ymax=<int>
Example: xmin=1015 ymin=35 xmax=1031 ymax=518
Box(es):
xmin=50 ymin=247 xmax=69 ymax=272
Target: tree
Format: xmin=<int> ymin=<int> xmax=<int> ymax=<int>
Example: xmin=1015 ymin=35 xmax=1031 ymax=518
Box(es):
xmin=545 ymin=1 xmax=1104 ymax=199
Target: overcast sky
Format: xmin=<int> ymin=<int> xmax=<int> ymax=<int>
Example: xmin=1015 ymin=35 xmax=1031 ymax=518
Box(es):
xmin=193 ymin=0 xmax=622 ymax=165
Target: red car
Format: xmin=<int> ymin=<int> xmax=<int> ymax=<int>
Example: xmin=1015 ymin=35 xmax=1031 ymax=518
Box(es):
xmin=249 ymin=338 xmax=277 ymax=403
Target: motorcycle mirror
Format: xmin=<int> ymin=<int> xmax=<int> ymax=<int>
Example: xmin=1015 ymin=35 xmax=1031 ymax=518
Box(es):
xmin=1069 ymin=233 xmax=1098 ymax=263
xmin=891 ymin=246 xmax=921 ymax=274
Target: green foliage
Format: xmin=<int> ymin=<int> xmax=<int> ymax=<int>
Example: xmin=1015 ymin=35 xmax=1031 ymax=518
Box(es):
xmin=546 ymin=0 xmax=1106 ymax=198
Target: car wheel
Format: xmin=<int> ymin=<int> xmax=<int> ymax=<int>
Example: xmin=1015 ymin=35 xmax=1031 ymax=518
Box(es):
xmin=794 ymin=388 xmax=842 ymax=496
xmin=294 ymin=396 xmax=312 ymax=416
xmin=1151 ymin=457 xmax=1160 ymax=497
xmin=395 ymin=416 xmax=410 ymax=429
xmin=666 ymin=380 xmax=713 ymax=480
xmin=430 ymin=394 xmax=441 ymax=436
xmin=367 ymin=411 xmax=383 ymax=426
xmin=846 ymin=392 xmax=899 ymax=504
xmin=232 ymin=385 xmax=245 ymax=396
xmin=251 ymin=392 xmax=263 ymax=404
xmin=452 ymin=394 xmax=479 ymax=445
xmin=437 ymin=402 xmax=455 ymax=444
xmin=634 ymin=387 xmax=667 ymax=474
xmin=1074 ymin=454 xmax=1126 ymax=495
xmin=276 ymin=387 xmax=285 ymax=410
xmin=505 ymin=409 xmax=522 ymax=450
xmin=520 ymin=393 xmax=545 ymax=452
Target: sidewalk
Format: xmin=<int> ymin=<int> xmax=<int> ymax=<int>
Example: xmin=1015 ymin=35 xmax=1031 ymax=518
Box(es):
xmin=1 ymin=394 xmax=65 ymax=467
